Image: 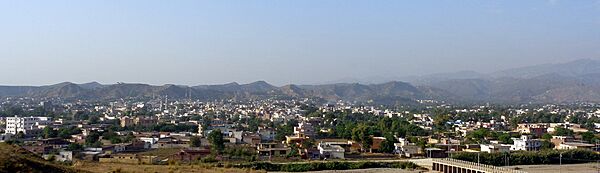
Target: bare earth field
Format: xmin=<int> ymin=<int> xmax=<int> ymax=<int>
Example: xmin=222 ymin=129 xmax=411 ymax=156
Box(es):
xmin=75 ymin=161 xmax=600 ymax=173
xmin=505 ymin=163 xmax=600 ymax=173
xmin=270 ymin=168 xmax=423 ymax=173
xmin=74 ymin=162 xmax=265 ymax=173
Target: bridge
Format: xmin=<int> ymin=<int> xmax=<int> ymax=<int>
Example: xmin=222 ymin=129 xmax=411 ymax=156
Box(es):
xmin=430 ymin=158 xmax=527 ymax=173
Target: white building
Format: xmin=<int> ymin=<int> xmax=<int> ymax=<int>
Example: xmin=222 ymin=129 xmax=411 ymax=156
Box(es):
xmin=394 ymin=138 xmax=422 ymax=158
xmin=140 ymin=137 xmax=159 ymax=145
xmin=511 ymin=135 xmax=541 ymax=151
xmin=318 ymin=142 xmax=345 ymax=159
xmin=56 ymin=151 xmax=73 ymax=162
xmin=480 ymin=144 xmax=511 ymax=153
xmin=5 ymin=116 xmax=52 ymax=135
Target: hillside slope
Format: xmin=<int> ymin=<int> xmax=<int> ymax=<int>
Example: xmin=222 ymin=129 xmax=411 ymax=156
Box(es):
xmin=0 ymin=143 xmax=82 ymax=173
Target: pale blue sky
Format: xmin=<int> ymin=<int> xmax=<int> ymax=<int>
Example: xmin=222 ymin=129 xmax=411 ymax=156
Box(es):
xmin=1 ymin=0 xmax=599 ymax=86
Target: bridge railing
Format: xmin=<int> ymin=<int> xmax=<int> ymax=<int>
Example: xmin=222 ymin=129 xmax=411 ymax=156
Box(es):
xmin=432 ymin=158 xmax=528 ymax=173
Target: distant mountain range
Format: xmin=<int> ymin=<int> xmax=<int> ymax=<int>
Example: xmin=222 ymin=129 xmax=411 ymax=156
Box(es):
xmin=409 ymin=59 xmax=600 ymax=103
xmin=1 ymin=59 xmax=600 ymax=105
xmin=0 ymin=80 xmax=426 ymax=105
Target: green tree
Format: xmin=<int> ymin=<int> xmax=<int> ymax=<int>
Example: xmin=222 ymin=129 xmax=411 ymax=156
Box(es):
xmin=190 ymin=136 xmax=202 ymax=147
xmin=85 ymin=131 xmax=101 ymax=147
xmin=379 ymin=133 xmax=397 ymax=153
xmin=208 ymin=129 xmax=225 ymax=154
xmin=466 ymin=128 xmax=491 ymax=143
xmin=554 ymin=127 xmax=574 ymax=136
xmin=67 ymin=143 xmax=84 ymax=151
xmin=287 ymin=143 xmax=300 ymax=158
xmin=540 ymin=140 xmax=555 ymax=150
xmin=275 ymin=126 xmax=292 ymax=141
xmin=88 ymin=115 xmax=100 ymax=124
xmin=581 ymin=131 xmax=597 ymax=143
xmin=123 ymin=132 xmax=135 ymax=143
xmin=301 ymin=139 xmax=315 ymax=149
xmin=497 ymin=133 xmax=513 ymax=144
xmin=352 ymin=124 xmax=373 ymax=152
xmin=58 ymin=127 xmax=80 ymax=139
xmin=542 ymin=133 xmax=553 ymax=140
xmin=110 ymin=137 xmax=122 ymax=144
xmin=42 ymin=126 xmax=58 ymax=139
xmin=15 ymin=131 xmax=25 ymax=139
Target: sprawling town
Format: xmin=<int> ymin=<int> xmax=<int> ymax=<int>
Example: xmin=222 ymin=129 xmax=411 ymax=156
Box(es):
xmin=2 ymin=1 xmax=600 ymax=172
xmin=2 ymin=95 xmax=600 ymax=172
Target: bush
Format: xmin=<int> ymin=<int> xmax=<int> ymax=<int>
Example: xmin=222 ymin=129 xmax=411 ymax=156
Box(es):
xmin=234 ymin=161 xmax=419 ymax=172
xmin=200 ymin=155 xmax=218 ymax=163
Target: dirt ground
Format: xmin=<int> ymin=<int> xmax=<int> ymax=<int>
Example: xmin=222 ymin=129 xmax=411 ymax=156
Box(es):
xmin=73 ymin=162 xmax=264 ymax=173
xmin=505 ymin=163 xmax=600 ymax=173
xmin=270 ymin=168 xmax=424 ymax=173
xmin=75 ymin=162 xmax=426 ymax=173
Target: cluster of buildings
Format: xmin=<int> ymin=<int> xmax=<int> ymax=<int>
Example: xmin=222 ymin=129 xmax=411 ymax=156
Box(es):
xmin=2 ymin=96 xmax=600 ymax=165
xmin=3 ymin=116 xmax=52 ymax=137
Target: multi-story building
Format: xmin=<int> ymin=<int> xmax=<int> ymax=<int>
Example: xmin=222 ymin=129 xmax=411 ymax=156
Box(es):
xmin=120 ymin=116 xmax=157 ymax=127
xmin=134 ymin=116 xmax=158 ymax=126
xmin=294 ymin=122 xmax=315 ymax=138
xmin=5 ymin=116 xmax=52 ymax=135
xmin=516 ymin=123 xmax=548 ymax=137
xmin=256 ymin=142 xmax=291 ymax=157
xmin=257 ymin=128 xmax=276 ymax=141
xmin=120 ymin=116 xmax=134 ymax=127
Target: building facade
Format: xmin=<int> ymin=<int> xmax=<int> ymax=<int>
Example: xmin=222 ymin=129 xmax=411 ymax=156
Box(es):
xmin=5 ymin=116 xmax=52 ymax=135
xmin=511 ymin=135 xmax=542 ymax=151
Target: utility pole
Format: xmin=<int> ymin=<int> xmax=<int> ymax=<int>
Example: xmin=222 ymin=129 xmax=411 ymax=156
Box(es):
xmin=505 ymin=153 xmax=508 ymax=166
xmin=477 ymin=141 xmax=480 ymax=164
xmin=504 ymin=152 xmax=510 ymax=166
xmin=594 ymin=139 xmax=600 ymax=173
xmin=560 ymin=152 xmax=563 ymax=173
xmin=447 ymin=137 xmax=452 ymax=158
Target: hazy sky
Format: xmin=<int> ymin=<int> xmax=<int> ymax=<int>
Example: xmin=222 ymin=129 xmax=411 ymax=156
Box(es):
xmin=1 ymin=1 xmax=599 ymax=86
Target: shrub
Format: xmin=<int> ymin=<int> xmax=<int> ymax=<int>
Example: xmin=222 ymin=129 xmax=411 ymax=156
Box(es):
xmin=234 ymin=161 xmax=419 ymax=172
xmin=201 ymin=155 xmax=219 ymax=163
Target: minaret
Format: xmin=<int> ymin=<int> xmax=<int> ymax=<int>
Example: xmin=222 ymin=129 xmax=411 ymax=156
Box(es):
xmin=159 ymin=100 xmax=163 ymax=111
xmin=188 ymin=88 xmax=192 ymax=101
xmin=165 ymin=95 xmax=168 ymax=111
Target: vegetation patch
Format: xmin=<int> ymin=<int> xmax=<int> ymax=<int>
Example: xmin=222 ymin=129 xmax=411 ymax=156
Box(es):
xmin=234 ymin=161 xmax=421 ymax=172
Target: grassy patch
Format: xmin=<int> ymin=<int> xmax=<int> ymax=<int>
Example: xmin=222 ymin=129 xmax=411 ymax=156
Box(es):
xmin=138 ymin=148 xmax=182 ymax=158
